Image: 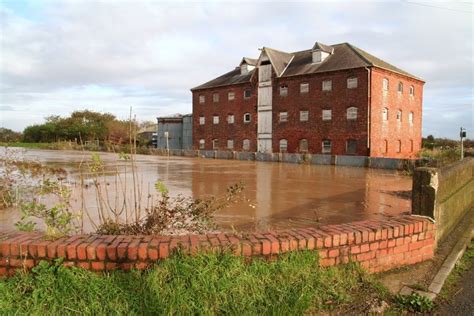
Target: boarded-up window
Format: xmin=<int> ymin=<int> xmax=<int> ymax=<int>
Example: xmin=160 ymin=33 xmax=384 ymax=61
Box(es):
xmin=383 ymin=78 xmax=389 ymax=91
xmin=227 ymin=139 xmax=234 ymax=149
xmin=213 ymin=93 xmax=219 ymax=102
xmin=279 ymin=139 xmax=288 ymax=152
xmin=199 ymin=139 xmax=205 ymax=149
xmin=346 ymin=139 xmax=357 ymax=154
xmin=322 ymin=140 xmax=332 ymax=154
xmin=279 ymin=112 xmax=288 ymax=122
xmin=227 ymin=114 xmax=234 ymax=124
xmin=322 ymin=80 xmax=332 ymax=91
xmin=199 ymin=116 xmax=205 ymax=125
xmin=243 ymin=113 xmax=251 ymax=123
xmin=347 ymin=77 xmax=358 ymax=89
xmin=280 ymin=85 xmax=288 ymax=96
xmin=347 ymin=107 xmax=358 ymax=120
xmin=300 ymin=82 xmax=309 ymax=94
xmin=322 ymin=109 xmax=332 ymax=121
xmin=228 ymin=92 xmax=235 ymax=101
xmin=244 ymin=90 xmax=251 ymax=99
xmin=212 ymin=139 xmax=219 ymax=150
xmin=213 ymin=116 xmax=219 ymax=124
xmin=300 ymin=110 xmax=309 ymax=122
xmin=243 ymin=139 xmax=250 ymax=151
xmin=383 ymin=108 xmax=388 ymax=121
xmin=409 ymin=112 xmax=414 ymax=125
xmin=199 ymin=95 xmax=205 ymax=104
xmin=299 ymin=139 xmax=308 ymax=152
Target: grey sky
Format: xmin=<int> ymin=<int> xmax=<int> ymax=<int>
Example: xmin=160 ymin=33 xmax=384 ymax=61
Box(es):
xmin=0 ymin=0 xmax=472 ymax=138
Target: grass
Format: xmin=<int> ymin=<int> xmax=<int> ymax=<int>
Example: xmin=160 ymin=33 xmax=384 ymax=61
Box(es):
xmin=0 ymin=142 xmax=59 ymax=149
xmin=0 ymin=251 xmax=390 ymax=315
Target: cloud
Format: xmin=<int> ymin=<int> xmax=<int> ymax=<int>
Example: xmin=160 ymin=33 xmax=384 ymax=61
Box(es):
xmin=0 ymin=0 xmax=472 ymax=137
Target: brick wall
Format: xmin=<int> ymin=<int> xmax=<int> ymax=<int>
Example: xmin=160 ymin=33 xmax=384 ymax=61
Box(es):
xmin=0 ymin=216 xmax=435 ymax=277
xmin=272 ymin=68 xmax=369 ymax=155
xmin=369 ymin=68 xmax=424 ymax=158
xmin=192 ymin=82 xmax=258 ymax=152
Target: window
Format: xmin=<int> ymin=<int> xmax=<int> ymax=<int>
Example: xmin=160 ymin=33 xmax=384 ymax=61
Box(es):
xmin=346 ymin=107 xmax=358 ymax=120
xmin=383 ymin=78 xmax=389 ymax=91
xmin=199 ymin=139 xmax=205 ymax=150
xmin=299 ymin=139 xmax=308 ymax=152
xmin=280 ymin=85 xmax=288 ymax=96
xmin=213 ymin=93 xmax=219 ymax=103
xmin=227 ymin=139 xmax=234 ymax=150
xmin=227 ymin=114 xmax=235 ymax=124
xmin=199 ymin=116 xmax=205 ymax=125
xmin=347 ymin=77 xmax=358 ymax=89
xmin=199 ymin=95 xmax=205 ymax=104
xmin=383 ymin=108 xmax=388 ymax=121
xmin=243 ymin=139 xmax=250 ymax=151
xmin=409 ymin=86 xmax=414 ymax=96
xmin=398 ymin=82 xmax=403 ymax=93
xmin=410 ymin=139 xmax=414 ymax=152
xmin=279 ymin=112 xmax=288 ymax=122
xmin=346 ymin=139 xmax=357 ymax=154
xmin=243 ymin=113 xmax=251 ymax=123
xmin=228 ymin=92 xmax=235 ymax=101
xmin=322 ymin=80 xmax=332 ymax=91
xmin=397 ymin=110 xmax=402 ymax=122
xmin=212 ymin=139 xmax=219 ymax=150
xmin=409 ymin=112 xmax=414 ymax=125
xmin=396 ymin=140 xmax=401 ymax=153
xmin=322 ymin=140 xmax=332 ymax=154
xmin=383 ymin=140 xmax=388 ymax=153
xmin=279 ymin=139 xmax=288 ymax=152
xmin=213 ymin=115 xmax=219 ymax=124
xmin=322 ymin=109 xmax=332 ymax=121
xmin=300 ymin=110 xmax=309 ymax=122
xmin=244 ymin=89 xmax=251 ymax=99
xmin=300 ymin=82 xmax=309 ymax=94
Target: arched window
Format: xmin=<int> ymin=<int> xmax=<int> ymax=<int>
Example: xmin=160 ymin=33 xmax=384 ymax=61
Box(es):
xmin=299 ymin=139 xmax=308 ymax=152
xmin=409 ymin=86 xmax=414 ymax=96
xmin=279 ymin=139 xmax=288 ymax=152
xmin=397 ymin=140 xmax=402 ymax=153
xmin=243 ymin=113 xmax=251 ymax=123
xmin=409 ymin=112 xmax=414 ymax=125
xmin=383 ymin=108 xmax=389 ymax=121
xmin=397 ymin=110 xmax=402 ymax=122
xmin=199 ymin=139 xmax=205 ymax=150
xmin=347 ymin=107 xmax=358 ymax=120
xmin=398 ymin=82 xmax=403 ymax=93
xmin=243 ymin=139 xmax=250 ymax=151
xmin=383 ymin=78 xmax=389 ymax=91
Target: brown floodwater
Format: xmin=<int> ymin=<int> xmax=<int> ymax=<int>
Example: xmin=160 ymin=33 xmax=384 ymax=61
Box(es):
xmin=0 ymin=148 xmax=412 ymax=233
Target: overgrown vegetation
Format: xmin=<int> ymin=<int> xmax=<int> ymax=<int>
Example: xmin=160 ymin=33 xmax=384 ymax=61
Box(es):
xmin=394 ymin=292 xmax=434 ymax=313
xmin=0 ymin=251 xmax=391 ymax=315
xmin=0 ymin=127 xmax=22 ymax=143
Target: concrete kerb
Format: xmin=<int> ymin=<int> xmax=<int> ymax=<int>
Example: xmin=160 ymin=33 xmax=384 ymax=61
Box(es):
xmin=399 ymin=211 xmax=474 ymax=300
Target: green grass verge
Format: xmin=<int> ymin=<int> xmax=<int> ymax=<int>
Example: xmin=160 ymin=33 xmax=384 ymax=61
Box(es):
xmin=0 ymin=142 xmax=58 ymax=149
xmin=0 ymin=251 xmax=389 ymax=315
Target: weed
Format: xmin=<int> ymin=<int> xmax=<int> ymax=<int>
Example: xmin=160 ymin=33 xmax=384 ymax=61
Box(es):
xmin=395 ymin=292 xmax=434 ymax=313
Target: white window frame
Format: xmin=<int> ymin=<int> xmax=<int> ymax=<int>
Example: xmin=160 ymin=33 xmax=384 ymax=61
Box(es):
xmin=227 ymin=139 xmax=234 ymax=150
xmin=279 ymin=139 xmax=288 ymax=152
xmin=213 ymin=115 xmax=219 ymax=124
xmin=322 ymin=109 xmax=332 ymax=121
xmin=213 ymin=93 xmax=219 ymax=103
xmin=322 ymin=140 xmax=332 ymax=154
xmin=199 ymin=116 xmax=205 ymax=125
xmin=409 ymin=86 xmax=414 ymax=96
xmin=279 ymin=111 xmax=288 ymax=123
xmin=322 ymin=80 xmax=332 ymax=91
xmin=383 ymin=78 xmax=389 ymax=91
xmin=347 ymin=77 xmax=358 ymax=89
xmin=383 ymin=108 xmax=388 ymax=121
xmin=397 ymin=110 xmax=402 ymax=122
xmin=346 ymin=107 xmax=358 ymax=120
xmin=242 ymin=139 xmax=250 ymax=151
xmin=299 ymin=139 xmax=308 ymax=152
xmin=227 ymin=114 xmax=235 ymax=124
xmin=199 ymin=95 xmax=205 ymax=104
xmin=300 ymin=82 xmax=309 ymax=94
xmin=398 ymin=82 xmax=403 ymax=94
xmin=300 ymin=110 xmax=309 ymax=122
xmin=409 ymin=112 xmax=414 ymax=125
xmin=199 ymin=139 xmax=205 ymax=149
xmin=243 ymin=113 xmax=251 ymax=123
xmin=280 ymin=85 xmax=288 ymax=96
xmin=212 ymin=139 xmax=219 ymax=150
xmin=228 ymin=91 xmax=235 ymax=101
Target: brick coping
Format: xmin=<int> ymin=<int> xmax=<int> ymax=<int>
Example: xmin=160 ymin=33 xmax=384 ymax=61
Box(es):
xmin=0 ymin=215 xmax=435 ymax=277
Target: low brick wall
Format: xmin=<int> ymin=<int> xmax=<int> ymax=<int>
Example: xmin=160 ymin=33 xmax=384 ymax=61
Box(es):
xmin=0 ymin=216 xmax=435 ymax=277
xmin=412 ymin=157 xmax=474 ymax=243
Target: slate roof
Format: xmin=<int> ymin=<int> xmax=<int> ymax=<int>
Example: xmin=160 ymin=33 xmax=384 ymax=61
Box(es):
xmin=191 ymin=42 xmax=422 ymax=91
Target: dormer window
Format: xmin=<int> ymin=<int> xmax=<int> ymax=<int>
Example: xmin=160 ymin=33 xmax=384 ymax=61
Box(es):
xmin=240 ymin=57 xmax=257 ymax=75
xmin=312 ymin=42 xmax=334 ymax=63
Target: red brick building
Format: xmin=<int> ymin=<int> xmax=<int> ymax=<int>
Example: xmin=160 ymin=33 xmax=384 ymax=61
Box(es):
xmin=191 ymin=42 xmax=424 ymax=158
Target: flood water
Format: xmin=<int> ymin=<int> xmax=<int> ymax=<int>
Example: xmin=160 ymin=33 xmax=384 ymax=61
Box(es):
xmin=0 ymin=148 xmax=412 ymax=233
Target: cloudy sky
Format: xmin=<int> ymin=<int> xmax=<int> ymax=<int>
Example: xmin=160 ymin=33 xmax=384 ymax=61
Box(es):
xmin=0 ymin=0 xmax=472 ymax=138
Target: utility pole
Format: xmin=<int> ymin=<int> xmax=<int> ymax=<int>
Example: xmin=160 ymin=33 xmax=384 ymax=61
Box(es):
xmin=165 ymin=131 xmax=170 ymax=156
xmin=460 ymin=127 xmax=466 ymax=160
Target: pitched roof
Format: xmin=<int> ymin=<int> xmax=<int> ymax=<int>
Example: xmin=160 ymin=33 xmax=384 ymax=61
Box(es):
xmin=312 ymin=42 xmax=334 ymax=54
xmin=240 ymin=57 xmax=258 ymax=66
xmin=191 ymin=42 xmax=422 ymax=90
